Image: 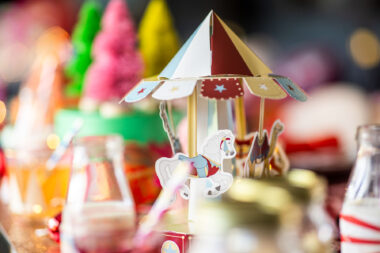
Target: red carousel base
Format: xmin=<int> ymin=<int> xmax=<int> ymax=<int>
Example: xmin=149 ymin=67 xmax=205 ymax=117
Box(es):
xmin=158 ymin=223 xmax=193 ymax=253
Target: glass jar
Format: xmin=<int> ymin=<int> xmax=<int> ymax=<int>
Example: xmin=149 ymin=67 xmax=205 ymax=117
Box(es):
xmin=191 ymin=201 xmax=283 ymax=253
xmin=230 ymin=176 xmax=334 ymax=253
xmin=190 ymin=179 xmax=304 ymax=253
xmin=288 ymin=169 xmax=336 ymax=253
xmin=60 ymin=135 xmax=135 ymax=253
xmin=340 ymin=125 xmax=380 ymax=253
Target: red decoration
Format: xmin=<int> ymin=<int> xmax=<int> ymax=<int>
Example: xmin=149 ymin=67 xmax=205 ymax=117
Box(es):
xmin=48 ymin=212 xmax=62 ymax=243
xmin=0 ymin=148 xmax=6 ymax=181
xmin=340 ymin=236 xmax=380 ymax=244
xmin=123 ymin=142 xmax=172 ymax=207
xmin=201 ymin=78 xmax=243 ymax=100
xmin=188 ymin=155 xmax=219 ymax=178
xmin=210 ymin=13 xmax=252 ymax=76
xmin=160 ymin=231 xmax=192 ymax=253
xmin=284 ymin=135 xmax=340 ymax=154
xmin=340 ymin=214 xmax=380 ymax=232
xmin=235 ymin=136 xmax=254 ymax=159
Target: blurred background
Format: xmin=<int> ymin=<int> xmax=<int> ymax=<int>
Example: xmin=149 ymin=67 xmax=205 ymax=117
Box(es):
xmin=0 ymin=0 xmax=379 ymax=221
xmin=1 ymin=0 xmax=380 ymax=91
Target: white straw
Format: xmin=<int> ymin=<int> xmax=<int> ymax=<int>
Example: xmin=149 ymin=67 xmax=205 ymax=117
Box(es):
xmin=46 ymin=119 xmax=84 ymax=171
xmin=134 ymin=162 xmax=190 ymax=246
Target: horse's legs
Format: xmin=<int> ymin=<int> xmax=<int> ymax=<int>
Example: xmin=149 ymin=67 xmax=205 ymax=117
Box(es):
xmin=263 ymin=159 xmax=270 ymax=177
xmin=273 ymin=147 xmax=290 ymax=175
xmin=202 ymin=178 xmax=221 ymax=197
xmin=179 ymin=179 xmax=190 ymax=199
xmin=249 ymin=163 xmax=255 ymax=178
xmin=243 ymin=160 xmax=249 ymax=178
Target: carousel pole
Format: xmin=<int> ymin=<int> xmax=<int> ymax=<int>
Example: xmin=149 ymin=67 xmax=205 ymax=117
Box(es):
xmin=258 ymin=97 xmax=269 ymax=174
xmin=234 ymin=96 xmax=247 ymax=140
xmin=187 ymin=85 xmax=199 ymax=223
xmin=187 ymin=86 xmax=197 ymax=158
xmin=234 ymin=95 xmax=247 ymax=176
xmin=167 ymin=101 xmax=175 ymax=135
xmin=258 ymin=97 xmax=265 ymax=142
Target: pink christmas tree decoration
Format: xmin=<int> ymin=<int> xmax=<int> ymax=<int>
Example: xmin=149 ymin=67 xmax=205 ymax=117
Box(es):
xmin=83 ymin=0 xmax=143 ymax=103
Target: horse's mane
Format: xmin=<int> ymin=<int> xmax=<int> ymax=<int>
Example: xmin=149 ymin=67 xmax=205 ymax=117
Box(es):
xmin=202 ymin=130 xmax=233 ymax=162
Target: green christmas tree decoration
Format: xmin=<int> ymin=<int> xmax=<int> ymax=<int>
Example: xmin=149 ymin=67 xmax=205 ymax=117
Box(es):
xmin=138 ymin=0 xmax=180 ymax=77
xmin=65 ymin=0 xmax=102 ymax=97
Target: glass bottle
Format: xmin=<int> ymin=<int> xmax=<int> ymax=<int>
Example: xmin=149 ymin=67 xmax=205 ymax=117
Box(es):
xmin=340 ymin=124 xmax=380 ymax=253
xmin=60 ymin=135 xmax=135 ymax=253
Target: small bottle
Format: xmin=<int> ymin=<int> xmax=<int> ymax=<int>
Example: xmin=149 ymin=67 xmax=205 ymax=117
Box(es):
xmin=340 ymin=125 xmax=380 ymax=253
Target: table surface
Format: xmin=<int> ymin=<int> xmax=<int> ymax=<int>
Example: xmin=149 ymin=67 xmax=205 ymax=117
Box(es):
xmin=0 ymin=202 xmax=60 ymax=253
xmin=0 ymin=180 xmax=347 ymax=253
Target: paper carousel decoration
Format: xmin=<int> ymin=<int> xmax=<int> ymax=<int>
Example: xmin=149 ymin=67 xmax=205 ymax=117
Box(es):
xmin=122 ymin=10 xmax=307 ymax=217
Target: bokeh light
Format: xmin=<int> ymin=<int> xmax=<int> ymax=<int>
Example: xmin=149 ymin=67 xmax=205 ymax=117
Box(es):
xmin=349 ymin=28 xmax=380 ymax=69
xmin=32 ymin=204 xmax=43 ymax=214
xmin=0 ymin=100 xmax=6 ymax=124
xmin=46 ymin=133 xmax=60 ymax=150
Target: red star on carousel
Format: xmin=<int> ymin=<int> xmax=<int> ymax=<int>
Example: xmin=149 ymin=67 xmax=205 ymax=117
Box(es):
xmin=138 ymin=88 xmax=146 ymax=94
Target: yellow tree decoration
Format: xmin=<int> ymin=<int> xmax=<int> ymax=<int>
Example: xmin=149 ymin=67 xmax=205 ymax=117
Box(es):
xmin=138 ymin=0 xmax=180 ymax=77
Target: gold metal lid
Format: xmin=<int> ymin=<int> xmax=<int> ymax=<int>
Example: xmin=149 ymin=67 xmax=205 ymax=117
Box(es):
xmin=287 ymin=169 xmax=327 ymax=202
xmin=197 ymin=199 xmax=279 ymax=234
xmin=224 ymin=178 xmax=307 ymax=229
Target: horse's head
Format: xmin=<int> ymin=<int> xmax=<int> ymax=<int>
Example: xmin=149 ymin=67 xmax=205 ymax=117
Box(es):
xmin=219 ymin=131 xmax=236 ymax=159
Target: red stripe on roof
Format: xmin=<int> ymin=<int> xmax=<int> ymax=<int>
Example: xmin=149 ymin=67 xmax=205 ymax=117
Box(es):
xmin=210 ymin=13 xmax=252 ymax=76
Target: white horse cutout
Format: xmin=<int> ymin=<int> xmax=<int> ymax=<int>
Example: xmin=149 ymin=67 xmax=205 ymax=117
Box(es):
xmin=155 ymin=130 xmax=236 ymax=200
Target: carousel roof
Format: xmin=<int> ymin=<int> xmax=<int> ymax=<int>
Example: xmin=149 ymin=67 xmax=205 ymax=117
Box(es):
xmin=122 ymin=11 xmax=307 ymax=103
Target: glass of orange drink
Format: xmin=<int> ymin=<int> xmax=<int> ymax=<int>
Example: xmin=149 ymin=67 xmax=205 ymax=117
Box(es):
xmin=5 ymin=147 xmax=71 ymax=218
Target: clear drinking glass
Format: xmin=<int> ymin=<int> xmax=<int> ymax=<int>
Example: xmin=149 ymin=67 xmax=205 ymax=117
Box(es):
xmin=60 ymin=135 xmax=136 ymax=253
xmin=340 ymin=125 xmax=380 ymax=253
xmin=5 ymin=147 xmax=71 ymax=217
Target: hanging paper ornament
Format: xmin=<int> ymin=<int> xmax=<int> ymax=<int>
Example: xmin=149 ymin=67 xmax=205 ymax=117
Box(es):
xmin=200 ymin=78 xmax=244 ymax=100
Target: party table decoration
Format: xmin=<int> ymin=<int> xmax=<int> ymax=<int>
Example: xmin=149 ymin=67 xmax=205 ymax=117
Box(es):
xmin=139 ymin=0 xmax=180 ymax=78
xmin=65 ymin=0 xmax=102 ymax=98
xmin=156 ymin=130 xmax=235 ymax=201
xmin=244 ymin=120 xmax=285 ymax=178
xmin=123 ymin=10 xmax=307 ymax=179
xmin=53 ymin=0 xmax=183 ymax=212
xmin=3 ymin=27 xmax=71 ymax=217
xmin=81 ymin=0 xmax=143 ymax=116
xmin=122 ymin=11 xmax=308 ymax=252
xmin=10 ymin=27 xmax=69 ymax=128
